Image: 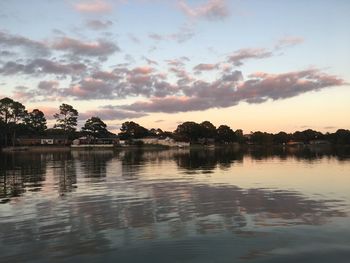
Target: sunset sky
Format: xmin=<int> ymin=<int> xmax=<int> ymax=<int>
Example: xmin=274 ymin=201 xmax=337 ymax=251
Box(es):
xmin=0 ymin=0 xmax=349 ymax=133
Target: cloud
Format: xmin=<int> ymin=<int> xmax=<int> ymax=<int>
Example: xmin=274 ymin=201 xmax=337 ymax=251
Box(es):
xmin=0 ymin=31 xmax=49 ymax=56
xmin=240 ymin=69 xmax=344 ymax=103
xmin=36 ymin=106 xmax=59 ymax=120
xmin=73 ymin=0 xmax=112 ymax=13
xmin=227 ymin=38 xmax=304 ymax=67
xmin=37 ymin=81 xmax=62 ymax=98
xmin=80 ymin=106 xmax=147 ymax=120
xmin=64 ymin=78 xmax=115 ymax=100
xmin=0 ymin=59 xmax=87 ymax=76
xmin=193 ymin=63 xmax=218 ymax=73
xmin=324 ymin=126 xmax=337 ymax=130
xmin=0 ymin=50 xmax=16 ymax=57
xmin=228 ymin=48 xmax=273 ymax=66
xmin=178 ymin=0 xmax=230 ymax=21
xmin=11 ymin=81 xmax=66 ymax=102
xmin=128 ymin=34 xmax=141 ymax=44
xmin=149 ymin=24 xmax=195 ymax=43
xmin=131 ymin=66 xmax=154 ymax=75
xmin=12 ymin=86 xmax=36 ymax=102
xmin=52 ymin=37 xmax=120 ymax=57
xmin=275 ymin=36 xmax=304 ymax=49
xmin=119 ymin=69 xmax=344 ymax=113
xmin=86 ymin=19 xmax=113 ymax=30
xmin=143 ymin=56 xmax=158 ymax=65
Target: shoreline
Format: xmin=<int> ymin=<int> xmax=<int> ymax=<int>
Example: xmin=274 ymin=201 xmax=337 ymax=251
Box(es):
xmin=1 ymin=143 xmax=350 ymax=153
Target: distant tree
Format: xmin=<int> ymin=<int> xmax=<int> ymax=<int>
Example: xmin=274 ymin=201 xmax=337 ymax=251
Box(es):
xmin=235 ymin=129 xmax=245 ymax=143
xmin=24 ymin=109 xmax=47 ymax=135
xmin=293 ymin=129 xmax=323 ymax=143
xmin=200 ymin=121 xmax=217 ymax=138
xmin=149 ymin=128 xmax=163 ymax=137
xmin=119 ymin=121 xmax=149 ymax=139
xmin=216 ymin=125 xmax=236 ymax=143
xmin=273 ymin=131 xmax=290 ymax=144
xmin=53 ymin=103 xmax=78 ymax=134
xmin=250 ymin=131 xmax=273 ymax=145
xmin=0 ymin=97 xmax=27 ymax=146
xmin=333 ymin=129 xmax=350 ymax=144
xmin=81 ymin=116 xmax=109 ymax=138
xmin=174 ymin=121 xmax=203 ymax=142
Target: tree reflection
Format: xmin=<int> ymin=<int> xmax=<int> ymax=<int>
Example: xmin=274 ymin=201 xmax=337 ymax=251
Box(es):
xmin=0 ymin=147 xmax=349 ymax=262
xmin=174 ymin=148 xmax=244 ymax=172
xmin=72 ymin=150 xmax=114 ymax=178
xmin=0 ymin=152 xmax=46 ymax=202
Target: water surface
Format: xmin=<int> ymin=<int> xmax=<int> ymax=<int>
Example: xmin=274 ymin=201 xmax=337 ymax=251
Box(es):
xmin=1 ymin=147 xmax=350 ymax=262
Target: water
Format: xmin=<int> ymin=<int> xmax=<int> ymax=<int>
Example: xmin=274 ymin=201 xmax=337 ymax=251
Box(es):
xmin=0 ymin=147 xmax=350 ymax=262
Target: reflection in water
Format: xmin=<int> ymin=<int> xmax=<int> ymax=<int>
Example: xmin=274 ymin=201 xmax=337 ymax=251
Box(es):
xmin=0 ymin=147 xmax=350 ymax=262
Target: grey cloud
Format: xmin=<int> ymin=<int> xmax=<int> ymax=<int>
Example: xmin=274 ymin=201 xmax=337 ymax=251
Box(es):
xmin=12 ymin=86 xmax=36 ymax=102
xmin=178 ymin=0 xmax=230 ymax=21
xmin=193 ymin=63 xmax=218 ymax=73
xmin=120 ymin=69 xmax=344 ymax=114
xmin=86 ymin=19 xmax=113 ymax=30
xmin=80 ymin=107 xmax=147 ymax=121
xmin=0 ymin=59 xmax=87 ymax=76
xmin=228 ymin=48 xmax=273 ymax=66
xmin=239 ymin=70 xmax=344 ymax=103
xmin=123 ymin=97 xmax=212 ymax=113
xmin=38 ymin=81 xmax=61 ymax=94
xmin=52 ymin=29 xmax=65 ymax=35
xmin=275 ymin=36 xmax=304 ymax=49
xmin=0 ymin=31 xmax=50 ymax=56
xmin=143 ymin=56 xmax=158 ymax=65
xmin=63 ymin=78 xmax=116 ymax=100
xmin=52 ymin=37 xmax=120 ymax=57
xmin=149 ymin=24 xmax=195 ymax=43
xmin=0 ymin=50 xmax=16 ymax=56
xmin=128 ymin=34 xmax=141 ymax=44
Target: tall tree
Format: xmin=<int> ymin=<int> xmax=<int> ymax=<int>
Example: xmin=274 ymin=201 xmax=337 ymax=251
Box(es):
xmin=81 ymin=116 xmax=109 ymax=138
xmin=0 ymin=97 xmax=27 ymax=124
xmin=54 ymin=103 xmax=78 ymax=134
xmin=0 ymin=97 xmax=27 ymax=146
xmin=25 ymin=109 xmax=47 ymax=135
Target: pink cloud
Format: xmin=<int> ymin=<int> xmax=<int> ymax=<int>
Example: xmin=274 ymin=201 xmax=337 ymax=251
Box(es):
xmin=131 ymin=66 xmax=154 ymax=75
xmin=74 ymin=0 xmax=112 ymax=13
xmin=35 ymin=106 xmax=59 ymax=120
xmin=52 ymin=37 xmax=119 ymax=57
xmin=178 ymin=0 xmax=230 ymax=20
xmin=228 ymin=48 xmax=273 ymax=66
xmin=193 ymin=63 xmax=218 ymax=73
xmin=275 ymin=36 xmax=304 ymax=49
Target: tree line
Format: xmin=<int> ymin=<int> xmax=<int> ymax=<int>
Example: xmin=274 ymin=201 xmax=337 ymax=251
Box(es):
xmin=0 ymin=97 xmax=113 ymax=146
xmin=1 ymin=97 xmax=350 ymax=147
xmin=118 ymin=120 xmax=350 ymax=145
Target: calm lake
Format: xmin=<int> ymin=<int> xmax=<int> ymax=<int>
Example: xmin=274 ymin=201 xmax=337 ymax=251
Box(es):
xmin=0 ymin=147 xmax=350 ymax=263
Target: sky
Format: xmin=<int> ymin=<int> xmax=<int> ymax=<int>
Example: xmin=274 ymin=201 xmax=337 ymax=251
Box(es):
xmin=0 ymin=0 xmax=349 ymax=133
